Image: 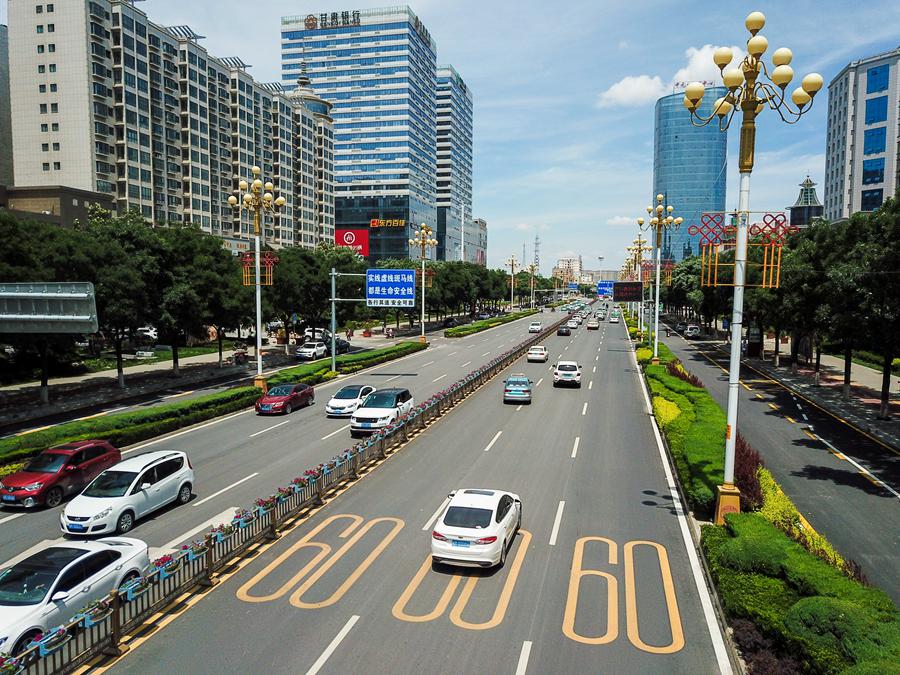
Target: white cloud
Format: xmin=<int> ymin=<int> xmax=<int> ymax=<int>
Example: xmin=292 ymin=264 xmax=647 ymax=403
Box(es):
xmin=596 ymin=75 xmax=668 ymax=108
xmin=605 ymin=215 xmax=634 ymax=226
xmin=596 ymin=44 xmax=745 ymax=109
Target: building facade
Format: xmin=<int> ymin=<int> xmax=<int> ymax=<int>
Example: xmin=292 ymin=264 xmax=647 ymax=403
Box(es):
xmin=0 ymin=24 xmax=13 ymax=186
xmin=552 ymin=256 xmax=583 ymax=284
xmin=435 ymin=64 xmax=473 ymax=261
xmin=7 ymin=0 xmax=333 ymax=250
xmin=788 ymin=176 xmax=824 ymax=228
xmin=653 ymin=87 xmax=727 ymax=261
xmin=465 ymin=217 xmax=487 ymax=266
xmin=824 ymin=47 xmax=900 ymax=221
xmin=281 ymin=6 xmax=438 ymax=262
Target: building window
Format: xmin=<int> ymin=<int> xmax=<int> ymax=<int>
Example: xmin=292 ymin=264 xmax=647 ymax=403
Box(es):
xmin=36 ymin=25 xmax=44 ymax=33
xmin=37 ymin=45 xmax=44 ymax=53
xmin=860 ymin=189 xmax=883 ymax=212
xmin=47 ymin=3 xmax=54 ymax=11
xmin=38 ymin=64 xmax=45 ymax=73
xmin=42 ymin=163 xmax=50 ymax=171
xmin=47 ymin=23 xmax=54 ymax=32
xmin=53 ymin=162 xmax=61 ymax=170
xmin=49 ymin=64 xmax=56 ymax=73
xmin=41 ymin=143 xmax=49 ymax=151
xmin=51 ymin=122 xmax=59 ymax=131
xmin=40 ymin=123 xmax=48 ymax=132
xmin=862 ymin=158 xmax=885 ymax=185
xmin=50 ymin=103 xmax=58 ymax=113
xmin=52 ymin=142 xmax=60 ymax=151
xmin=865 ymin=96 xmax=888 ymax=124
xmin=863 ymin=127 xmax=886 ymax=155
xmin=39 ymin=84 xmax=46 ymax=93
xmin=36 ymin=5 xmax=43 ymax=13
xmin=39 ymin=103 xmax=48 ymax=114
xmin=866 ymin=64 xmax=889 ymax=93
xmin=48 ymin=43 xmax=55 ymax=52
xmin=50 ymin=83 xmax=57 ymax=92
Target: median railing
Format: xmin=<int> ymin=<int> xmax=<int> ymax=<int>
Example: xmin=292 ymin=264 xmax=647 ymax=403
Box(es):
xmin=7 ymin=312 xmax=573 ymax=675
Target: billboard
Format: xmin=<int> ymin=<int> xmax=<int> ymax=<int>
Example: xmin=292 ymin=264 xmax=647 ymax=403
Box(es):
xmin=335 ymin=229 xmax=369 ymax=257
xmin=366 ymin=269 xmax=415 ymax=308
xmin=596 ymin=280 xmax=614 ymax=296
xmin=613 ymin=281 xmax=643 ymax=302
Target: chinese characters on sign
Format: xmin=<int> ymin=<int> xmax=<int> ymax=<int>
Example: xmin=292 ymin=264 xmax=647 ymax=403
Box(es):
xmin=369 ymin=219 xmax=406 ymax=228
xmin=304 ymin=11 xmax=361 ymax=30
xmin=335 ymin=229 xmax=369 ymax=257
xmin=366 ymin=269 xmax=415 ymax=307
xmin=612 ymin=282 xmax=643 ymax=302
xmin=596 ymin=280 xmax=614 ymax=297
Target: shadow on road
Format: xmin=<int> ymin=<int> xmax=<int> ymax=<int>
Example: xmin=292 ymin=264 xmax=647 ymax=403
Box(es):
xmin=789 ymin=464 xmax=894 ymax=498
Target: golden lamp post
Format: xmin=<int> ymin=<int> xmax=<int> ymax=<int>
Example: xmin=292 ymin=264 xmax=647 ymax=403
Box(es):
xmin=682 ymin=10 xmax=822 ymax=523
xmin=228 ymin=166 xmax=286 ymax=389
xmin=627 ymin=233 xmax=652 ymax=334
xmin=505 ymin=255 xmax=518 ymax=311
xmin=409 ymin=223 xmax=438 ymax=343
xmin=638 ymin=195 xmax=682 ymax=364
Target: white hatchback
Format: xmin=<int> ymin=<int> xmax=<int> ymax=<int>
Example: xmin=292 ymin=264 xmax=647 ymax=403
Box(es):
xmin=431 ymin=489 xmax=522 ymax=568
xmin=325 ymin=384 xmax=377 ymax=416
xmin=526 ymin=346 xmax=549 ymax=362
xmin=553 ymin=360 xmax=582 ymax=387
xmin=62 ymin=451 xmax=194 ymax=536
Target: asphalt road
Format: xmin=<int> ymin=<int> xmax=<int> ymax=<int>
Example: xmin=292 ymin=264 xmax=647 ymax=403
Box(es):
xmin=660 ymin=330 xmax=900 ymax=602
xmin=0 ymin=313 xmax=562 ymax=568
xmin=107 ymin=315 xmax=730 ymax=674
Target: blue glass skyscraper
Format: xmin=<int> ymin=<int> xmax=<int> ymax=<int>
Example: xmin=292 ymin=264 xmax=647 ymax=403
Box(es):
xmin=653 ymin=87 xmax=727 ymax=261
xmin=281 ymin=7 xmax=438 ymax=261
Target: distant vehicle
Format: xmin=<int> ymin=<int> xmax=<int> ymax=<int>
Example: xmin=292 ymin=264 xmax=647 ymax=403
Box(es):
xmin=675 ymin=322 xmax=688 ymax=333
xmin=586 ymin=319 xmax=600 ymax=330
xmin=325 ymin=384 xmax=376 ymax=417
xmin=609 ymin=315 xmax=620 ymax=324
xmin=256 ymin=383 xmax=314 ymax=415
xmin=0 ymin=441 xmax=121 ymax=509
xmin=304 ymin=327 xmax=332 ymax=341
xmin=325 ymin=338 xmax=351 ymax=356
xmin=528 ymin=321 xmax=542 ymax=333
xmin=476 ymin=312 xmax=492 ymax=321
xmin=61 ymin=450 xmax=194 ymax=535
xmin=431 ymin=489 xmax=522 ymax=569
xmin=442 ymin=317 xmax=463 ymax=328
xmin=566 ymin=319 xmax=578 ymax=329
xmin=0 ymin=537 xmax=149 ymax=655
xmin=135 ymin=327 xmax=157 ymax=341
xmin=553 ymin=361 xmax=582 ymax=388
xmin=296 ymin=341 xmax=327 ymax=360
xmin=503 ymin=375 xmax=533 ymax=404
xmin=526 ymin=346 xmax=549 ymax=362
xmin=684 ymin=324 xmax=701 ymax=338
xmin=574 ymin=315 xmax=584 ymax=325
xmin=350 ymin=388 xmax=414 ymax=438
xmin=557 ymin=325 xmax=571 ymax=336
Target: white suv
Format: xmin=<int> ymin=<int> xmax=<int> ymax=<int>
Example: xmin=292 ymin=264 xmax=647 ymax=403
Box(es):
xmin=62 ymin=451 xmax=194 ymax=535
xmin=296 ymin=341 xmax=327 ymax=360
xmin=552 ymin=361 xmax=582 ymax=387
xmin=350 ymin=388 xmax=414 ymax=438
xmin=528 ymin=321 xmax=542 ymax=333
xmin=526 ymin=346 xmax=549 ymax=362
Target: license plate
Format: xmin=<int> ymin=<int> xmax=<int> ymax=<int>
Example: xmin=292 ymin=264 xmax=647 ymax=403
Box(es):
xmin=260 ymin=405 xmax=271 ymax=411
xmin=68 ymin=523 xmax=86 ymax=532
xmin=2 ymin=495 xmax=15 ymax=502
xmin=360 ymin=423 xmax=372 ymax=429
xmin=452 ymin=540 xmax=470 ymax=548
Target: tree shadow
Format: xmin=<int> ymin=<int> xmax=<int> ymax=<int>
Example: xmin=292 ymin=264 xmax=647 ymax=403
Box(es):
xmin=789 ymin=464 xmax=894 ymax=498
xmin=640 ymin=488 xmax=677 ymax=516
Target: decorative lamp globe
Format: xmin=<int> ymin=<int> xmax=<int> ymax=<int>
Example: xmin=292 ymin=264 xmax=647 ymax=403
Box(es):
xmin=251 ymin=166 xmax=261 ymax=176
xmin=264 ymin=182 xmax=274 ymax=192
xmin=772 ymin=47 xmax=792 ymax=66
xmin=723 ymin=68 xmax=744 ymax=90
xmin=239 ymin=179 xmax=248 ymax=191
xmin=275 ymin=196 xmax=286 ymax=207
xmin=801 ymin=73 xmax=824 ymax=95
xmin=713 ymin=46 xmax=734 ymax=69
xmin=791 ymin=86 xmax=811 ymax=108
xmin=747 ymin=34 xmax=768 ymax=58
xmin=771 ymin=65 xmax=794 ymax=88
xmin=714 ymin=96 xmax=734 ymax=117
xmin=685 ymin=81 xmax=705 ymax=104
xmin=227 ymin=195 xmax=238 ymax=206
xmin=745 ymin=11 xmax=765 ymax=34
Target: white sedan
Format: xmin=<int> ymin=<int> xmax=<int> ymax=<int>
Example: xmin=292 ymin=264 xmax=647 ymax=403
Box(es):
xmin=526 ymin=346 xmax=549 ymax=362
xmin=431 ymin=489 xmax=522 ymax=568
xmin=0 ymin=538 xmax=149 ymax=655
xmin=325 ymin=384 xmax=377 ymax=416
xmin=528 ymin=321 xmax=542 ymax=333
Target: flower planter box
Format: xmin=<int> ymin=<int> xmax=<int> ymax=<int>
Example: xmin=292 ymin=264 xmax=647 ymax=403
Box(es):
xmin=157 ymin=560 xmax=182 ymax=580
xmin=0 ymin=657 xmax=24 ymax=675
xmin=255 ymin=505 xmax=274 ymax=517
xmin=30 ymin=630 xmax=71 ymax=657
xmin=233 ymin=517 xmax=254 ymax=529
xmin=186 ymin=548 xmax=207 ymax=562
xmin=78 ymin=606 xmax=113 ymax=628
xmin=121 ymin=578 xmax=151 ymax=602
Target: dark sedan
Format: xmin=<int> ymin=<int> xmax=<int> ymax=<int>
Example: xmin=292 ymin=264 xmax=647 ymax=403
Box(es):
xmin=557 ymin=325 xmax=572 ymax=336
xmin=325 ymin=338 xmax=351 ymax=356
xmin=255 ymin=383 xmax=314 ymax=415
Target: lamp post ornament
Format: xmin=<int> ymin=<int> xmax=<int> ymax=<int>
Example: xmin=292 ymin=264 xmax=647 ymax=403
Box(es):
xmin=683 ymin=10 xmax=822 ymax=524
xmin=505 ymin=255 xmax=518 ymax=312
xmin=409 ymin=223 xmax=437 ymax=343
xmin=228 ymin=166 xmax=286 ymax=389
xmin=638 ymin=196 xmax=682 ymax=363
xmin=627 ymin=233 xmax=652 ymax=334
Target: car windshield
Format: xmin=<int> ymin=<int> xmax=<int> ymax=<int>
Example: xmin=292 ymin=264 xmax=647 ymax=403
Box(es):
xmin=361 ymin=392 xmax=398 ymax=408
xmin=0 ymin=547 xmax=85 ymax=606
xmin=507 ymin=378 xmax=529 ymax=387
xmin=24 ymin=452 xmax=69 ymax=473
xmin=528 ymin=347 xmax=544 ymax=353
xmin=301 ymin=343 xmax=318 ymax=349
xmin=558 ymin=364 xmax=578 ymax=372
xmin=334 ymin=386 xmax=363 ymax=400
xmin=82 ymin=471 xmax=137 ymax=498
xmin=443 ymin=506 xmax=493 ymax=529
xmin=267 ymin=385 xmax=294 ymax=397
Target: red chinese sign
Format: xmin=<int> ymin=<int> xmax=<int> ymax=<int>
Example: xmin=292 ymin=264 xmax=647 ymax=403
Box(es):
xmin=335 ymin=228 xmax=369 ymax=257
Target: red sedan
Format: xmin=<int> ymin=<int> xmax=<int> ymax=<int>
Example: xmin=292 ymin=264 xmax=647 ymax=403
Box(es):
xmin=0 ymin=441 xmax=121 ymax=508
xmin=255 ymin=383 xmax=315 ymax=415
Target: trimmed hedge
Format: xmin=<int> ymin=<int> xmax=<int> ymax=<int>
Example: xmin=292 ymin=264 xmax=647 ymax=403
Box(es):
xmin=0 ymin=341 xmax=427 ymax=466
xmin=444 ymin=310 xmax=538 ymax=337
xmin=703 ymin=514 xmax=900 ymax=673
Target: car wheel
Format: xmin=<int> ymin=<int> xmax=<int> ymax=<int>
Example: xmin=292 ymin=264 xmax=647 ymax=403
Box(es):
xmin=308 ymin=395 xmax=315 ymax=406
xmin=284 ymin=404 xmax=293 ymax=415
xmin=498 ymin=539 xmax=508 ymax=568
xmin=177 ymin=483 xmax=192 ymax=505
xmin=44 ymin=486 xmax=64 ymax=508
xmin=12 ymin=631 xmax=41 ymax=656
xmin=116 ymin=510 xmax=135 ymax=534
xmin=517 ymin=505 xmax=522 ymax=531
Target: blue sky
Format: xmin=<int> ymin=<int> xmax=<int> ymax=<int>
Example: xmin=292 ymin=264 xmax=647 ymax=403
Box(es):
xmin=3 ymin=1 xmax=898 ymax=272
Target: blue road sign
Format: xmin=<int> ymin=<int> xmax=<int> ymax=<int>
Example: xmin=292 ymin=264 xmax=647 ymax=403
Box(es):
xmin=596 ymin=280 xmax=614 ymax=296
xmin=567 ymin=282 xmax=579 ymax=290
xmin=366 ymin=269 xmax=415 ymax=308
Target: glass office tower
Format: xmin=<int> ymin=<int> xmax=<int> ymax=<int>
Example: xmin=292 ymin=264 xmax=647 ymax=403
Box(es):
xmin=436 ymin=65 xmax=473 ymax=261
xmin=653 ymin=87 xmax=727 ymax=261
xmin=281 ymin=7 xmax=438 ymax=262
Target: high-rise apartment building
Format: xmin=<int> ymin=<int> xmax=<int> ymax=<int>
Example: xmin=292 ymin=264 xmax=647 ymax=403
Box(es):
xmin=281 ymin=6 xmax=438 ymax=262
xmin=653 ymin=87 xmax=727 ymax=262
xmin=436 ymin=64 xmax=473 ymax=261
xmin=7 ymin=0 xmax=333 ymax=250
xmin=824 ymin=47 xmax=900 ymax=221
xmin=552 ymin=256 xmax=583 ymax=284
xmin=0 ymin=24 xmax=13 ymax=186
xmin=466 ymin=217 xmax=487 ymax=266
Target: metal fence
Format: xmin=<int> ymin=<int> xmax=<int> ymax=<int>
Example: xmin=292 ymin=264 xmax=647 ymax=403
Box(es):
xmin=9 ymin=313 xmax=570 ymax=675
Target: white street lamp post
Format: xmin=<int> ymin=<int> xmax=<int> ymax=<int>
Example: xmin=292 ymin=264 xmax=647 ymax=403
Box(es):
xmin=409 ymin=223 xmax=438 ymax=343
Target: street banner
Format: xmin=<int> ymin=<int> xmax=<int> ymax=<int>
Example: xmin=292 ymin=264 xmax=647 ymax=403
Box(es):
xmin=335 ymin=228 xmax=369 ymax=257
xmin=366 ymin=269 xmax=415 ymax=307
xmin=613 ymin=281 xmax=643 ymax=302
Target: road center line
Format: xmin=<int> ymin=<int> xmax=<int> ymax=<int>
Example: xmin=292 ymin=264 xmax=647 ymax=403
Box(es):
xmin=306 ymin=615 xmax=360 ymax=675
xmin=384 ymin=374 xmax=402 ymax=383
xmin=515 ymin=641 xmax=533 ymax=675
xmin=432 ymin=373 xmax=447 ymax=382
xmin=549 ymin=500 xmax=565 ymax=546
xmin=321 ymin=424 xmax=350 ymax=440
xmin=535 ymin=378 xmax=543 ymax=387
xmin=483 ymin=430 xmax=503 ymax=452
xmin=421 ymin=360 xmax=435 ymax=367
xmin=249 ymin=419 xmax=291 ymax=438
xmin=571 ymin=437 xmax=580 ymax=459
xmin=516 ymin=404 xmax=523 ymax=411
xmin=588 ymin=381 xmax=593 ymax=390
xmin=461 ymin=361 xmax=471 ymax=367
xmin=581 ymin=402 xmax=588 ymax=416
xmin=481 ymin=351 xmax=491 ymax=357
xmin=448 ymin=351 xmax=458 ymax=356
xmin=422 ymin=496 xmax=451 ymax=530
xmin=595 ymin=355 xmax=599 ymax=362
xmin=592 ymin=366 xmax=596 ymax=373
xmin=191 ymin=473 xmax=258 ymax=508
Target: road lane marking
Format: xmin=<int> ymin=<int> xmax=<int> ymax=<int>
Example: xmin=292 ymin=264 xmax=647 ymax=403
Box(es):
xmin=481 ymin=351 xmax=491 ymax=356
xmin=0 ymin=513 xmax=25 ymax=526
xmin=803 ymin=428 xmax=817 ymax=440
xmin=597 ymin=347 xmax=601 ymax=352
xmin=483 ymin=430 xmax=503 ymax=452
xmin=306 ymin=615 xmax=360 ymax=675
xmin=535 ymin=378 xmax=543 ymax=387
xmin=755 ymin=393 xmax=764 ymax=399
xmin=516 ymin=405 xmax=523 ymax=411
xmin=461 ymin=361 xmax=472 ymax=367
xmin=768 ymin=403 xmax=779 ymax=410
xmin=564 ymin=345 xmax=569 ymax=350
xmin=249 ymin=418 xmax=292 ymax=437
xmin=191 ymin=474 xmax=258 ymax=507
xmin=817 ymin=436 xmax=900 ymax=499
xmin=123 ymin=409 xmax=255 ymax=454
xmin=515 ymin=641 xmax=533 ymax=675
xmin=432 ymin=374 xmax=447 ymax=382
xmin=0 ymin=537 xmax=66 ymax=569
xmin=595 ymin=355 xmax=599 ymax=362
xmin=592 ymin=366 xmax=596 ymax=373
xmin=384 ymin=375 xmax=402 ymax=383
xmin=157 ymin=507 xmax=237 ymax=552
xmin=421 ymin=360 xmax=435 ymax=367
xmin=321 ymin=424 xmax=350 ymax=440
xmin=795 ymin=402 xmax=803 ymax=411
xmin=422 ymin=496 xmax=451 ymax=530
xmin=549 ymin=501 xmax=565 ymax=546
xmin=571 ymin=437 xmax=580 ymax=459
xmin=588 ymin=381 xmax=593 ymax=390
xmin=785 ymin=416 xmax=796 ymax=424
xmin=448 ymin=352 xmax=457 ymax=356
xmin=163 ymin=390 xmax=196 ymax=399
xmin=802 ymin=413 xmax=809 ymax=421
xmin=581 ymin=402 xmax=588 ymax=416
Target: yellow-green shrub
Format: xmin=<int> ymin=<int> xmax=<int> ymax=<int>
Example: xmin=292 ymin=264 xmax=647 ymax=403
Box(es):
xmin=636 ymin=347 xmax=652 ymax=363
xmin=653 ymin=396 xmax=681 ymax=428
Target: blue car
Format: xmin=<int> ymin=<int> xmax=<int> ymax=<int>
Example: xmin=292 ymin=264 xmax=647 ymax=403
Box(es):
xmin=503 ymin=374 xmax=533 ymax=404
